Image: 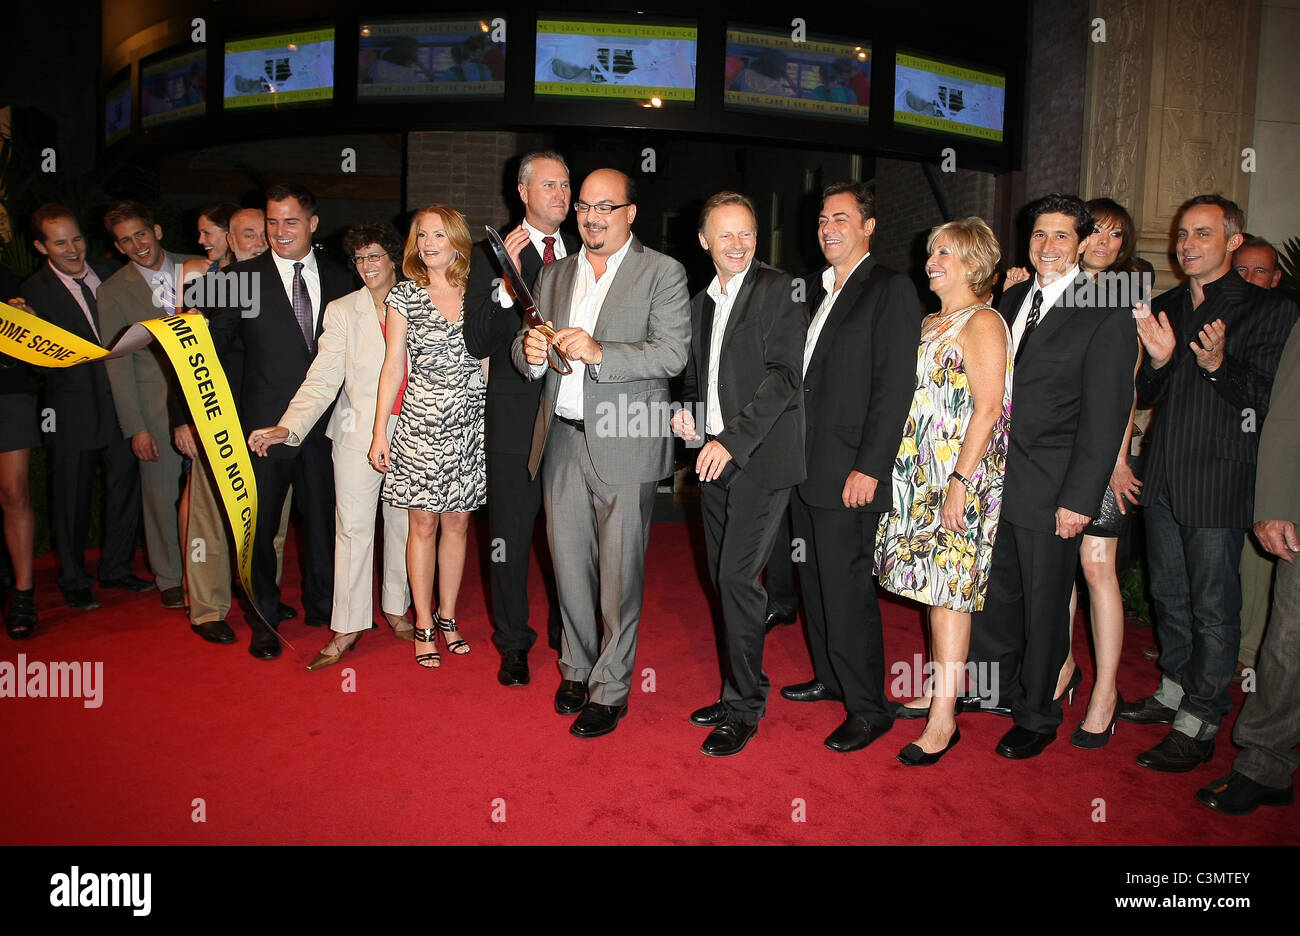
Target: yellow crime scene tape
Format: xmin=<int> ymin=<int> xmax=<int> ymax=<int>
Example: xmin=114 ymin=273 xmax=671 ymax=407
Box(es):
xmin=0 ymin=300 xmax=268 ymax=629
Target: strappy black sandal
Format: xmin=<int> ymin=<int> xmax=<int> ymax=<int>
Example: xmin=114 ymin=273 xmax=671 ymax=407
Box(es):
xmin=435 ymin=611 xmax=470 ymax=655
xmin=414 ymin=624 xmax=440 ymax=668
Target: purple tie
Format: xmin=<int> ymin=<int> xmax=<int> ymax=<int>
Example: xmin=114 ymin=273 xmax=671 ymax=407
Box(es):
xmin=292 ymin=261 xmax=314 ymax=352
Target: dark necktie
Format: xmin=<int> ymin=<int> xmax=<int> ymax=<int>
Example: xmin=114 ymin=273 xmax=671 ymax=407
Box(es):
xmin=542 ymin=236 xmax=556 ymax=265
xmin=292 ymin=261 xmax=314 ymax=352
xmin=1017 ymin=289 xmax=1044 ymax=362
xmin=73 ymin=275 xmax=101 ymax=341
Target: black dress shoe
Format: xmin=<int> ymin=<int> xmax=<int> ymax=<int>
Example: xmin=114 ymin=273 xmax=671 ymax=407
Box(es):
xmin=498 ymin=650 xmax=530 ymax=687
xmin=191 ymin=619 xmax=236 ymax=644
xmin=1117 ymin=695 xmax=1177 ymax=725
xmin=4 ymin=588 xmax=37 ymax=640
xmin=1136 ymin=729 xmax=1214 ymax=773
xmin=763 ymin=609 xmax=796 ymax=632
xmin=98 ymin=574 xmax=153 ymax=592
xmin=781 ymin=680 xmax=841 ymax=703
xmin=248 ymin=626 xmax=282 ymax=660
xmin=1196 ymin=771 xmax=1295 ymax=815
xmin=570 ymin=701 xmax=627 ymax=738
xmin=897 ymin=728 xmax=961 ymax=766
xmin=701 ymin=719 xmax=758 ymax=756
xmin=159 ymin=586 xmax=186 ymax=609
xmin=996 ymin=725 xmax=1056 ymax=759
xmin=825 ymin=714 xmax=892 ymax=752
xmin=278 ymin=603 xmax=297 ymax=621
xmin=689 ymin=701 xmax=728 ymax=727
xmin=61 ymin=587 xmax=100 ymax=611
xmin=554 ymin=679 xmax=588 ymax=715
xmin=956 ymin=696 xmax=1012 ymax=716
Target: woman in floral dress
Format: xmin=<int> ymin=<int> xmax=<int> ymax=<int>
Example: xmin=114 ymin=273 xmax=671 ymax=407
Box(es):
xmin=875 ymin=217 xmax=1012 ymax=765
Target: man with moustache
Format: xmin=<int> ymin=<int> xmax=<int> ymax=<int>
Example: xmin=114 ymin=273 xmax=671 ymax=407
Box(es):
xmin=672 ymin=191 xmax=806 ymax=756
xmin=780 ymin=182 xmax=919 ymax=753
xmin=970 ymin=194 xmax=1137 ymax=759
xmin=98 ymin=202 xmax=204 ymax=610
xmin=19 ymin=204 xmax=148 ymax=612
xmin=1122 ymin=195 xmax=1298 ymax=771
xmin=226 ymin=208 xmax=268 ymax=263
xmin=465 ymin=151 xmax=578 ymax=686
xmin=513 ymin=168 xmax=690 ymax=738
xmin=209 ymin=184 xmax=353 ymax=658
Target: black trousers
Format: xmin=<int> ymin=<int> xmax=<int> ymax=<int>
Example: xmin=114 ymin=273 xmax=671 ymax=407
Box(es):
xmin=51 ymin=438 xmax=140 ymax=592
xmin=969 ymin=519 xmax=1078 ymax=734
xmin=790 ymin=489 xmax=890 ymax=728
xmin=763 ymin=505 xmax=799 ymax=617
xmin=248 ymin=435 xmax=335 ymax=627
xmin=486 ymin=449 xmax=561 ymax=654
xmin=700 ymin=470 xmax=790 ymax=725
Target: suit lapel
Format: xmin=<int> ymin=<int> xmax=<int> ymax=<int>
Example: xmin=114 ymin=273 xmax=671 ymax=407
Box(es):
xmin=591 ymin=237 xmax=642 ymax=339
xmin=696 ymin=292 xmax=716 ymax=385
xmin=1020 ymin=271 xmax=1086 ymax=356
xmin=998 ymin=280 xmax=1031 ymax=328
xmin=717 ymin=266 xmax=759 ymax=359
xmin=548 ymin=256 xmax=580 ymax=331
xmin=806 ymin=258 xmax=870 ymax=378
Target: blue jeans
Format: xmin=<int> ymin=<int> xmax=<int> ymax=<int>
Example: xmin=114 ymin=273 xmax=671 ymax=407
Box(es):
xmin=1143 ymin=493 xmax=1246 ymax=739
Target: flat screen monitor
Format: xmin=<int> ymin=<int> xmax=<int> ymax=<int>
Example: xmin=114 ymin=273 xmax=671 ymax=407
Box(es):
xmin=141 ymin=48 xmax=207 ymax=128
xmin=724 ymin=26 xmax=870 ymax=123
xmin=358 ymin=17 xmax=505 ymax=99
xmin=535 ymin=18 xmax=696 ymax=104
xmin=893 ymin=52 xmax=1005 ymax=142
xmin=224 ymin=27 xmax=335 ymax=110
xmin=104 ymin=76 xmax=131 ymax=145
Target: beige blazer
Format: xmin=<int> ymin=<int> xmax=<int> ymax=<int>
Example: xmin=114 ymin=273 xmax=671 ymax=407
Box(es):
xmin=280 ymin=285 xmax=390 ymax=453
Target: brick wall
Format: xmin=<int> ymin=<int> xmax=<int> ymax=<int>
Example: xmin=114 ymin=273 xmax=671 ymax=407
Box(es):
xmin=872 ymin=159 xmax=997 ymax=279
xmin=1023 ymin=0 xmax=1090 ymax=200
xmin=406 ymin=130 xmax=545 ymax=232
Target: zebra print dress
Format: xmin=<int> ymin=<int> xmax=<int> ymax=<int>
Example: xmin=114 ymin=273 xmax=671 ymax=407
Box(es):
xmin=381 ymin=280 xmax=487 ymax=513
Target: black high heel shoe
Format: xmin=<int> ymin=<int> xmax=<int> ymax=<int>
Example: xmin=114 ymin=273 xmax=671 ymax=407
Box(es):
xmin=1071 ymin=692 xmax=1122 ymax=749
xmin=435 ymin=611 xmax=470 ymax=656
xmin=897 ymin=728 xmax=961 ymax=766
xmin=1055 ymin=666 xmax=1083 ymax=705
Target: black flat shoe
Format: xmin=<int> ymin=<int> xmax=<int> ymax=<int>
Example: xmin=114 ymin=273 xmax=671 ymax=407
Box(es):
xmin=824 ymin=714 xmax=891 ymax=753
xmin=98 ymin=574 xmax=153 ymax=592
xmin=1196 ymin=772 xmax=1295 ymax=815
xmin=1136 ymin=729 xmax=1214 ymax=773
xmin=893 ymin=700 xmax=931 ymax=720
xmin=897 ymin=728 xmax=961 ymax=766
xmin=689 ymin=701 xmax=728 ymax=727
xmin=1071 ymin=692 xmax=1122 ymax=749
xmin=570 ymin=701 xmax=627 ymax=738
xmin=701 ymin=719 xmax=757 ymax=757
xmin=763 ymin=609 xmax=796 ymax=632
xmin=781 ymin=680 xmax=841 ymax=703
xmin=555 ymin=679 xmax=588 ymax=715
xmin=61 ymin=587 xmax=99 ymax=611
xmin=498 ymin=650 xmax=529 ymax=687
xmin=191 ymin=619 xmax=236 ymax=645
xmin=4 ymin=587 xmax=37 ymax=640
xmin=996 ymin=725 xmax=1056 ymax=759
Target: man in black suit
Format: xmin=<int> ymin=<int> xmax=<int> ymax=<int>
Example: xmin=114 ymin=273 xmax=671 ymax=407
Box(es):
xmin=1121 ymin=195 xmax=1299 ymax=770
xmin=465 ymin=151 xmax=577 ymax=687
xmin=20 ymin=204 xmax=148 ymax=611
xmin=970 ymin=193 xmax=1137 ymax=759
xmin=781 ymin=182 xmax=919 ymax=753
xmin=672 ymin=191 xmax=806 ymax=756
xmin=210 ymin=184 xmax=353 ymax=658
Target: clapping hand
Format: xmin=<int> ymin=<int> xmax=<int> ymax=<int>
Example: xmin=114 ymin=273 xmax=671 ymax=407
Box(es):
xmin=1133 ymin=301 xmax=1177 ymax=368
xmin=1190 ymin=318 xmax=1226 ymax=372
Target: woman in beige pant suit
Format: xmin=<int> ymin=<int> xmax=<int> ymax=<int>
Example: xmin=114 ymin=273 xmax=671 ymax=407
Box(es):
xmin=248 ymin=223 xmax=413 ymax=668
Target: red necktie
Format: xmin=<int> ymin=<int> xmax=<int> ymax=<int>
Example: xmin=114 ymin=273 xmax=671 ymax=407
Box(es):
xmin=542 ymin=236 xmax=556 ymax=265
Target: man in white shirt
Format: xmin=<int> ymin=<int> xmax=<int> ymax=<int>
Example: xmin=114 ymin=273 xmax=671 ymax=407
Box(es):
xmin=513 ymin=168 xmax=690 ymax=738
xmin=671 ymin=191 xmax=807 ymax=756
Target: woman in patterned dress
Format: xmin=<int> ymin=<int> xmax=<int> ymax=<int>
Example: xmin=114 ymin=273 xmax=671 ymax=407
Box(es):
xmin=875 ymin=217 xmax=1011 ymax=764
xmin=369 ymin=206 xmax=486 ymax=668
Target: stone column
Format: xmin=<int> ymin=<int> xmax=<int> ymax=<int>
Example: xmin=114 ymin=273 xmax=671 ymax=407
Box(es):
xmin=1082 ymin=0 xmax=1261 ymax=289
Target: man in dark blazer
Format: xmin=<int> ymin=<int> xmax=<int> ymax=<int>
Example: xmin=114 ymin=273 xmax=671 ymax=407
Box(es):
xmin=21 ymin=204 xmax=147 ymax=611
xmin=209 ymin=184 xmax=353 ymax=658
xmin=1122 ymin=195 xmax=1299 ymax=770
xmin=673 ymin=191 xmax=806 ymax=757
xmin=781 ymin=182 xmax=920 ymax=753
xmin=970 ymin=193 xmax=1137 ymax=759
xmin=1197 ymin=318 xmax=1300 ymax=814
xmin=464 ymin=150 xmax=578 ymax=687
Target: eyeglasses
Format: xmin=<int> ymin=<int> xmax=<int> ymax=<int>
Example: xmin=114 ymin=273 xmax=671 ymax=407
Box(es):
xmin=353 ymin=253 xmax=387 ymax=265
xmin=573 ymin=202 xmax=631 ymax=215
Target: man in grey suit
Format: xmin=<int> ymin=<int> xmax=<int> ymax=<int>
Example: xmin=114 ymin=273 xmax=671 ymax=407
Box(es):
xmin=513 ymin=168 xmax=690 ymax=738
xmin=98 ymin=202 xmax=203 ymax=610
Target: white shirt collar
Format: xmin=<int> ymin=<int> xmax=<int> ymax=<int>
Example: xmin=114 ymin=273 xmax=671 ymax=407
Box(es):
xmin=579 ymin=234 xmax=633 ymax=278
xmin=1033 ymin=265 xmax=1080 ymax=310
xmin=272 ymin=248 xmax=318 ymax=277
xmin=820 ymin=252 xmax=870 ymax=296
xmin=707 ymin=262 xmax=751 ymax=305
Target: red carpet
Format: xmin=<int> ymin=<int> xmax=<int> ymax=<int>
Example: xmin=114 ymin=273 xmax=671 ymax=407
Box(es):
xmin=1 ymin=521 xmax=1294 ymax=845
